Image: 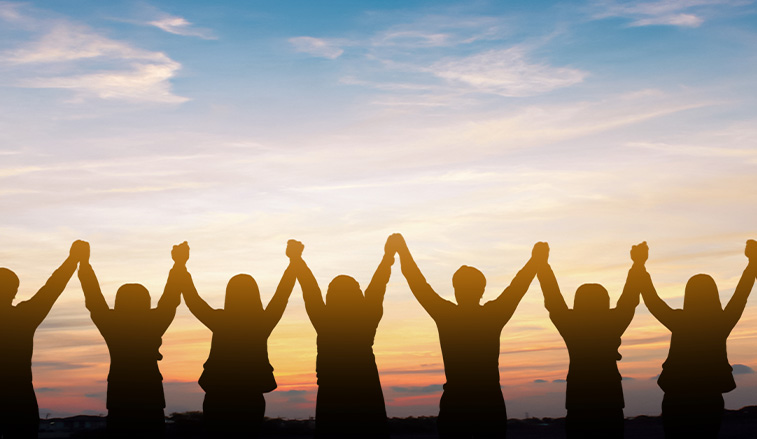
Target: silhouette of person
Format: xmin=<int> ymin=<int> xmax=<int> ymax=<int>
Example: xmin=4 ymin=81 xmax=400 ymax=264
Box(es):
xmin=77 ymin=241 xmax=185 ymax=438
xmin=536 ymin=242 xmax=647 ymax=439
xmin=393 ymin=233 xmax=539 ymax=439
xmin=0 ymin=241 xmax=84 ymax=439
xmin=290 ymin=237 xmax=395 ymax=439
xmin=180 ymin=240 xmax=298 ymax=438
xmin=639 ymin=240 xmax=757 ymax=439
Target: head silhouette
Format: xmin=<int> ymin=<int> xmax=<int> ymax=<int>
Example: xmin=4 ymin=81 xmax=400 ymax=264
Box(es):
xmin=683 ymin=274 xmax=722 ymax=315
xmin=114 ymin=284 xmax=151 ymax=312
xmin=224 ymin=274 xmax=263 ymax=313
xmin=326 ymin=275 xmax=364 ymax=311
xmin=0 ymin=268 xmax=20 ymax=305
xmin=573 ymin=283 xmax=610 ymax=313
xmin=453 ymin=265 xmax=486 ymax=306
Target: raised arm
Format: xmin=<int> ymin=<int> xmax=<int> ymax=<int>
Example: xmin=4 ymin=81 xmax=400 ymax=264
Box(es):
xmin=613 ymin=242 xmax=646 ymax=332
xmin=535 ymin=243 xmax=568 ymax=317
xmin=638 ymin=243 xmax=676 ymax=330
xmin=487 ymin=243 xmax=539 ymax=324
xmin=394 ymin=234 xmax=453 ymax=320
xmin=77 ymin=242 xmax=111 ymax=329
xmin=289 ymin=241 xmax=326 ymax=330
xmin=723 ymin=240 xmax=757 ymax=330
xmin=363 ymin=236 xmax=396 ymax=319
xmin=154 ymin=241 xmax=187 ymax=334
xmin=263 ymin=240 xmax=300 ymax=334
xmin=21 ymin=240 xmax=82 ymax=327
xmin=182 ymin=267 xmax=220 ymax=331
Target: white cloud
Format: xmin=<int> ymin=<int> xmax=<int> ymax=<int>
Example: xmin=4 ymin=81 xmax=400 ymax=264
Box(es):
xmin=630 ymin=13 xmax=704 ymax=27
xmin=593 ymin=0 xmax=748 ymax=27
xmin=148 ymin=15 xmax=216 ymax=39
xmin=289 ymin=36 xmax=344 ymax=59
xmin=0 ymin=18 xmax=188 ymax=104
xmin=429 ymin=47 xmax=586 ymax=97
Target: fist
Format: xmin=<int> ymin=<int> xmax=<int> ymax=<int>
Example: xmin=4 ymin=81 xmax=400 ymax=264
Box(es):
xmin=385 ymin=233 xmax=405 ymax=255
xmin=746 ymin=239 xmax=757 ymax=261
xmin=532 ymin=242 xmax=549 ymax=264
xmin=172 ymin=241 xmax=190 ymax=265
xmin=287 ymin=240 xmax=304 ymax=259
xmin=631 ymin=241 xmax=648 ymax=264
xmin=70 ymin=240 xmax=90 ymax=263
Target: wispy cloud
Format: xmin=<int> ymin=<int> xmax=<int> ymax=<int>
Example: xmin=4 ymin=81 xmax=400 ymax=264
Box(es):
xmin=289 ymin=36 xmax=344 ymax=59
xmin=148 ymin=15 xmax=216 ymax=39
xmin=428 ymin=47 xmax=586 ymax=97
xmin=592 ymin=0 xmax=749 ymax=27
xmin=0 ymin=8 xmax=188 ymax=103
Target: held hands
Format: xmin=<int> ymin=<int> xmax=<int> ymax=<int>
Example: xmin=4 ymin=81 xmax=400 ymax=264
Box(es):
xmin=287 ymin=239 xmax=304 ymax=260
xmin=631 ymin=241 xmax=648 ymax=266
xmin=386 ymin=233 xmax=408 ymax=256
xmin=172 ymin=241 xmax=190 ymax=266
xmin=70 ymin=240 xmax=90 ymax=264
xmin=746 ymin=239 xmax=757 ymax=263
xmin=531 ymin=242 xmax=549 ymax=266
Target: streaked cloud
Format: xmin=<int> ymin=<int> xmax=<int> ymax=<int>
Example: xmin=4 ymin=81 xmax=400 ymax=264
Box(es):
xmin=592 ymin=0 xmax=749 ymax=27
xmin=148 ymin=15 xmax=216 ymax=39
xmin=289 ymin=36 xmax=344 ymax=59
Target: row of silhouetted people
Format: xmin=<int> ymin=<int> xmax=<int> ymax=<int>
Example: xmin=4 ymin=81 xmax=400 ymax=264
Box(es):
xmin=1 ymin=236 xmax=755 ymax=439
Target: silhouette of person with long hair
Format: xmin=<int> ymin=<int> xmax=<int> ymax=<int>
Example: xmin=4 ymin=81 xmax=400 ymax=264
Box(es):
xmin=639 ymin=240 xmax=757 ymax=439
xmin=536 ymin=242 xmax=647 ymax=439
xmin=393 ymin=233 xmax=539 ymax=439
xmin=290 ymin=237 xmax=395 ymax=439
xmin=77 ymin=241 xmax=185 ymax=438
xmin=180 ymin=240 xmax=298 ymax=438
xmin=0 ymin=241 xmax=84 ymax=439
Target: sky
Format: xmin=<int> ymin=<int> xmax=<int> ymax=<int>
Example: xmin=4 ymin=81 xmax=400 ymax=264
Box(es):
xmin=1 ymin=0 xmax=757 ymax=420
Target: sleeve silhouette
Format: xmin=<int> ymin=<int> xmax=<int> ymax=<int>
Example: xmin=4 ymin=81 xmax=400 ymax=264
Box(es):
xmin=293 ymin=257 xmax=326 ymax=331
xmin=78 ymin=262 xmax=112 ymax=331
xmin=264 ymin=262 xmax=298 ymax=335
xmin=537 ymin=263 xmax=569 ymax=330
xmin=723 ymin=263 xmax=757 ymax=331
xmin=18 ymin=254 xmax=77 ymax=327
xmin=487 ymin=258 xmax=537 ymax=324
xmin=612 ymin=265 xmax=643 ymax=332
xmin=364 ymin=253 xmax=395 ymax=323
xmin=397 ymin=246 xmax=453 ymax=320
xmin=639 ymin=270 xmax=677 ymax=331
xmin=154 ymin=266 xmax=183 ymax=334
xmin=182 ymin=270 xmax=221 ymax=331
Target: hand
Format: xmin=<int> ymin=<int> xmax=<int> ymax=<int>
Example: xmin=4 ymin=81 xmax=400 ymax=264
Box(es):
xmin=531 ymin=242 xmax=549 ymax=265
xmin=172 ymin=241 xmax=190 ymax=265
xmin=385 ymin=233 xmax=404 ymax=255
xmin=287 ymin=240 xmax=304 ymax=259
xmin=70 ymin=240 xmax=90 ymax=264
xmin=631 ymin=241 xmax=648 ymax=265
xmin=746 ymin=239 xmax=757 ymax=262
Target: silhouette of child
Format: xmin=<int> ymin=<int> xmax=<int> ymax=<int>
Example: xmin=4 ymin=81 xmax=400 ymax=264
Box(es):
xmin=77 ymin=241 xmax=185 ymax=438
xmin=394 ymin=233 xmax=539 ymax=439
xmin=639 ymin=240 xmax=757 ymax=439
xmin=0 ymin=241 xmax=84 ymax=439
xmin=291 ymin=237 xmax=395 ymax=439
xmin=180 ymin=240 xmax=298 ymax=438
xmin=536 ymin=242 xmax=646 ymax=438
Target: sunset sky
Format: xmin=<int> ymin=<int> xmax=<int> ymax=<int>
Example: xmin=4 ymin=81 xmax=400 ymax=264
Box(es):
xmin=2 ymin=0 xmax=757 ymax=420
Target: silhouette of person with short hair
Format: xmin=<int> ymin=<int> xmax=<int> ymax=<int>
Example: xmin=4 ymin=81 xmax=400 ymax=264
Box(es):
xmin=77 ymin=242 xmax=185 ymax=438
xmin=536 ymin=242 xmax=647 ymax=439
xmin=639 ymin=240 xmax=757 ymax=439
xmin=180 ymin=240 xmax=298 ymax=438
xmin=0 ymin=241 xmax=84 ymax=439
xmin=393 ymin=234 xmax=539 ymax=439
xmin=290 ymin=237 xmax=395 ymax=439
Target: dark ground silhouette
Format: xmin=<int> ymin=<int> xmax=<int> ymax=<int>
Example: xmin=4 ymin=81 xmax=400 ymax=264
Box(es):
xmin=36 ymin=406 xmax=757 ymax=439
xmin=181 ymin=240 xmax=297 ymax=438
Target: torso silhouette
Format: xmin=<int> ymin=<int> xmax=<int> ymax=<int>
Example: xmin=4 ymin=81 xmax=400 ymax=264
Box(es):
xmin=198 ymin=312 xmax=276 ymax=393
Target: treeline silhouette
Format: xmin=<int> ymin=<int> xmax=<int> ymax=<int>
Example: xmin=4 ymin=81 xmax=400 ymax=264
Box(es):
xmin=1 ymin=236 xmax=755 ymax=439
